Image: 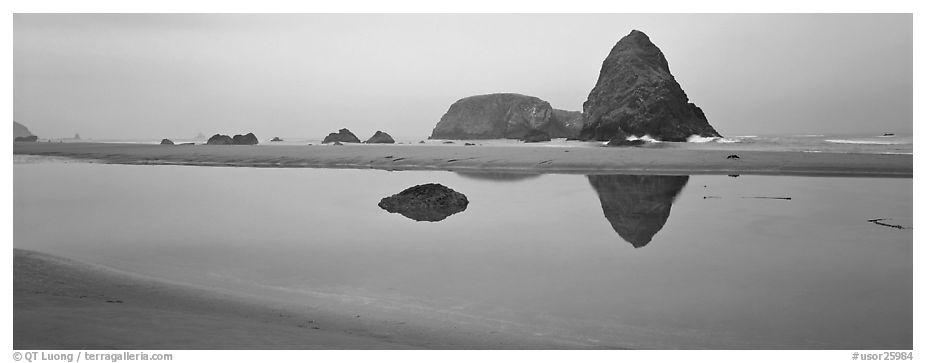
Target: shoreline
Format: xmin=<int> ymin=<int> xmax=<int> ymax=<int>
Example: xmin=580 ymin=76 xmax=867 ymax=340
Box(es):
xmin=13 ymin=249 xmax=596 ymax=350
xmin=14 ymin=142 xmax=912 ymax=177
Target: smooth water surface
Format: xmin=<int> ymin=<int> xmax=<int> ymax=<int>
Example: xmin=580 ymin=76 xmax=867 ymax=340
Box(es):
xmin=13 ymin=157 xmax=912 ymax=349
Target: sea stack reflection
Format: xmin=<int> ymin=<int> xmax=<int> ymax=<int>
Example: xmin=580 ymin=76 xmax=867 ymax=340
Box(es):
xmin=587 ymin=174 xmax=689 ymax=248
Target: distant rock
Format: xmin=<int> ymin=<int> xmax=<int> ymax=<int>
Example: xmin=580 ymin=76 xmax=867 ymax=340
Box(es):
xmin=232 ymin=133 xmax=259 ymax=145
xmin=726 ymin=154 xmax=740 ymax=159
xmin=270 ymin=137 xmax=283 ymax=142
xmin=14 ymin=135 xmax=38 ymax=142
xmin=430 ymin=93 xmax=580 ymax=140
xmin=464 ymin=142 xmax=476 ymax=146
xmin=442 ymin=141 xmax=455 ymax=144
xmin=13 ymin=122 xmax=34 ymax=139
xmin=883 ymin=133 xmax=894 ymax=137
xmin=365 ymin=131 xmax=395 ymax=144
xmin=160 ymin=139 xmax=174 ymax=145
xmin=520 ymin=129 xmax=552 ymax=143
xmin=587 ymin=175 xmax=689 ymax=248
xmin=322 ymin=128 xmax=361 ymax=144
xmin=206 ymin=134 xmax=234 ymax=145
xmin=378 ymin=183 xmax=469 ymax=222
xmin=418 ymin=140 xmax=426 ymax=144
xmin=579 ymin=30 xmax=721 ymax=142
xmin=74 ymin=133 xmax=81 ymax=140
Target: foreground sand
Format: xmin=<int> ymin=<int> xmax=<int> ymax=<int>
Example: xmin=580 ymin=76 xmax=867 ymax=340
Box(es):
xmin=13 ymin=142 xmax=912 ymax=177
xmin=14 ymin=249 xmax=596 ymax=350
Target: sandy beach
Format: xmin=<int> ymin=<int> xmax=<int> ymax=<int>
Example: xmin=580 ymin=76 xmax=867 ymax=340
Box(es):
xmin=14 ymin=249 xmax=600 ymax=350
xmin=12 ymin=142 xmax=913 ymax=177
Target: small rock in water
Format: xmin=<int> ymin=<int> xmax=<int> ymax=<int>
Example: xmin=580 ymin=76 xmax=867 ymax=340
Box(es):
xmin=160 ymin=139 xmax=174 ymax=145
xmin=726 ymin=154 xmax=740 ymax=159
xmin=270 ymin=137 xmax=283 ymax=142
xmin=378 ymin=183 xmax=469 ymax=222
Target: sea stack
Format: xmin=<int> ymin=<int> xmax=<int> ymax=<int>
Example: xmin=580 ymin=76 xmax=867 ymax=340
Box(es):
xmin=430 ymin=93 xmax=578 ymax=140
xmin=579 ymin=30 xmax=721 ymax=142
xmin=13 ymin=122 xmax=34 ymax=140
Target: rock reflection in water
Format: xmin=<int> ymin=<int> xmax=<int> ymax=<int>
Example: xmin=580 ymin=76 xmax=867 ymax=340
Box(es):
xmin=455 ymin=171 xmax=542 ymax=182
xmin=586 ymin=174 xmax=689 ymax=248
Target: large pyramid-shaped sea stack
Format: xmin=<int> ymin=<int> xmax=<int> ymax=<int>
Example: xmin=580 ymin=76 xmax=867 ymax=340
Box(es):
xmin=579 ymin=30 xmax=721 ymax=142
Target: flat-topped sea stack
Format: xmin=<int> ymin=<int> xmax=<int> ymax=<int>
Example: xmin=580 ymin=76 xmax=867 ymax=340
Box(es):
xmin=579 ymin=30 xmax=721 ymax=142
xmin=430 ymin=93 xmax=579 ymax=140
xmin=323 ymin=128 xmax=361 ymax=144
xmin=365 ymin=131 xmax=395 ymax=144
xmin=13 ymin=122 xmax=35 ymax=140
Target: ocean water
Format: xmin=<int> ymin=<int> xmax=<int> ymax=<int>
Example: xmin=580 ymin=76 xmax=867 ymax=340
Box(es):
xmin=13 ymin=156 xmax=912 ymax=349
xmin=67 ymin=132 xmax=913 ymax=155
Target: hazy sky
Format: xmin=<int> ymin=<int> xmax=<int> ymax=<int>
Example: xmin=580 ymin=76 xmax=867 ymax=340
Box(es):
xmin=14 ymin=13 xmax=912 ymax=140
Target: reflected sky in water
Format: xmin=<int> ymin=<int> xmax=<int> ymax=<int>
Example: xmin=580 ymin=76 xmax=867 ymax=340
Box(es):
xmin=14 ymin=159 xmax=912 ymax=349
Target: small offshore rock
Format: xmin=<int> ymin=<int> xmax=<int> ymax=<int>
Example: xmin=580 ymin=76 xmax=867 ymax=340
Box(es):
xmin=206 ymin=134 xmax=234 ymax=145
xmin=271 ymin=137 xmax=283 ymax=142
xmin=365 ymin=131 xmax=396 ymax=144
xmin=232 ymin=133 xmax=259 ymax=145
xmin=322 ymin=128 xmax=361 ymax=143
xmin=160 ymin=139 xmax=174 ymax=145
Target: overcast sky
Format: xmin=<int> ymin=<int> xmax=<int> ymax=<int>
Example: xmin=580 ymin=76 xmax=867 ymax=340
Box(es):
xmin=14 ymin=13 xmax=912 ymax=140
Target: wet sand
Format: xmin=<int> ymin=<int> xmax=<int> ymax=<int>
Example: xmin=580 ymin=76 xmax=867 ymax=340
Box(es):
xmin=13 ymin=142 xmax=912 ymax=177
xmin=13 ymin=249 xmax=592 ymax=350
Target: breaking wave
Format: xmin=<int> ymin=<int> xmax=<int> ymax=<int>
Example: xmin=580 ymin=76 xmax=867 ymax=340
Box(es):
xmin=686 ymin=135 xmax=742 ymax=143
xmin=824 ymin=139 xmax=908 ymax=145
xmin=627 ymin=135 xmax=662 ymax=143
